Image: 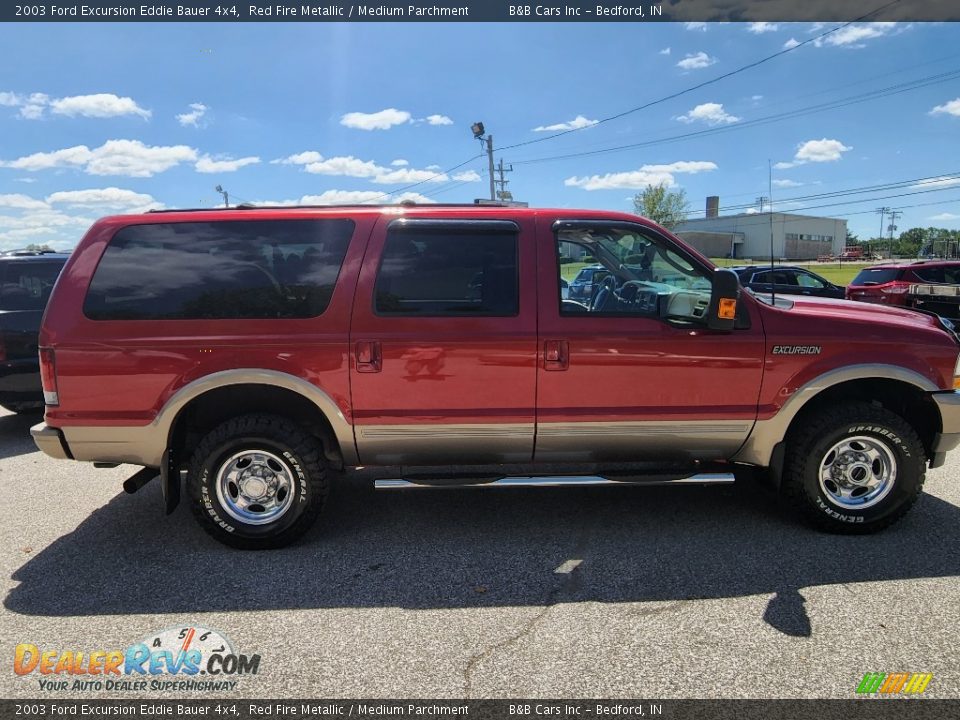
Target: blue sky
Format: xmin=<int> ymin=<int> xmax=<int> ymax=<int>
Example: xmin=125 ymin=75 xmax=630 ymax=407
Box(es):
xmin=1 ymin=20 xmax=959 ymax=251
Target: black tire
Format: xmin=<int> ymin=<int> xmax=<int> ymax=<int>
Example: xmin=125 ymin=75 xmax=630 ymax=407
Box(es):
xmin=187 ymin=414 xmax=329 ymax=549
xmin=782 ymin=402 xmax=926 ymax=534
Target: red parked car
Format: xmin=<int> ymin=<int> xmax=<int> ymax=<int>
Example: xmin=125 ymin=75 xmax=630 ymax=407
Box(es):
xmin=31 ymin=205 xmax=960 ymax=548
xmin=846 ymin=260 xmax=960 ymax=314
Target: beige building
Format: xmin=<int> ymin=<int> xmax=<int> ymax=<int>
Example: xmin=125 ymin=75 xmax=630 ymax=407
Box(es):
xmin=674 ymin=199 xmax=847 ymax=260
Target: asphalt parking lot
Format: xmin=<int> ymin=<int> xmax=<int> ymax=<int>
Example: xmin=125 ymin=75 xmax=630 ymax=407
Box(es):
xmin=2 ymin=406 xmax=959 ymax=700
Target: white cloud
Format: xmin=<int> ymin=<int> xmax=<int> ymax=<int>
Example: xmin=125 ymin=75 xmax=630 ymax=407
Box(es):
xmin=424 ymin=114 xmax=453 ymax=126
xmin=677 ymin=52 xmax=717 ymax=70
xmin=276 ymin=150 xmax=450 ymax=184
xmin=795 ymin=138 xmax=852 ymax=163
xmin=752 ymin=95 xmax=764 ymax=101
xmin=19 ymin=93 xmax=49 ymax=120
xmin=372 ymin=167 xmax=447 ymax=185
xmin=177 ymin=102 xmax=208 ymax=127
xmin=748 ymin=22 xmax=779 ymax=34
xmin=46 ymin=187 xmax=162 ymax=211
xmin=930 ymin=213 xmax=960 ymax=221
xmin=659 ymin=47 xmax=671 ymax=55
xmin=930 ymin=98 xmax=960 ymax=118
xmin=772 ymin=179 xmax=803 ymax=188
xmin=677 ymin=103 xmax=739 ymax=125
xmin=299 ymin=190 xmax=386 ymax=205
xmin=2 ymin=139 xmax=197 ymax=177
xmin=912 ymin=176 xmax=960 ymax=189
xmin=783 ymin=38 xmax=801 ymax=50
xmin=50 ymin=93 xmax=151 ymax=119
xmin=273 ymin=151 xmax=323 ymax=165
xmin=565 ymin=160 xmax=718 ymax=191
xmin=0 ymin=194 xmax=49 ymax=210
xmin=452 ymin=170 xmax=482 ymax=182
xmin=532 ymin=115 xmax=599 ymax=132
xmin=14 ymin=178 xmax=36 ymax=183
xmin=296 ymin=190 xmax=435 ymax=205
xmin=814 ymin=22 xmax=899 ymax=49
xmin=340 ymin=108 xmax=411 ymax=130
xmin=305 ymin=155 xmax=383 ymax=178
xmin=684 ymin=22 xmax=707 ymax=31
xmin=195 ymin=155 xmax=260 ymax=173
xmin=0 ymin=92 xmax=21 ymax=107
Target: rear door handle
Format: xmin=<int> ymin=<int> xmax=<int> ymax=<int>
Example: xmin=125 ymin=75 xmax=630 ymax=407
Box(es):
xmin=355 ymin=341 xmax=382 ymax=373
xmin=544 ymin=340 xmax=569 ymax=371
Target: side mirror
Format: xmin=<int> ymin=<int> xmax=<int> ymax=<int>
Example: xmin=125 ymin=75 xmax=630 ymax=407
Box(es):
xmin=707 ymin=268 xmax=740 ymax=331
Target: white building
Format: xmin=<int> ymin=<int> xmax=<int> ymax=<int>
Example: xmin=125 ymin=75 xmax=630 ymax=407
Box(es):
xmin=674 ymin=198 xmax=847 ymax=260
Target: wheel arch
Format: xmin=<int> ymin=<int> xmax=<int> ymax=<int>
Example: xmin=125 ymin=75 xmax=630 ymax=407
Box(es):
xmin=160 ymin=369 xmax=357 ymax=470
xmin=734 ymin=364 xmax=943 ymax=472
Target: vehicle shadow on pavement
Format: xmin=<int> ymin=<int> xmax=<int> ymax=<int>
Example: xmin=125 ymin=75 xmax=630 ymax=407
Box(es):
xmin=0 ymin=411 xmax=43 ymax=461
xmin=7 ymin=477 xmax=960 ymax=636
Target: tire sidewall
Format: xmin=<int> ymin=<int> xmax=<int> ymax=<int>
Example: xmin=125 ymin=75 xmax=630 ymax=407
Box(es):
xmin=803 ymin=419 xmax=921 ymax=527
xmin=197 ymin=434 xmax=310 ymax=539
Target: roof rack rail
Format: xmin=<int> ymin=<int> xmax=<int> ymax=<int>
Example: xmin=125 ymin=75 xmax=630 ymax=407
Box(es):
xmin=145 ymin=201 xmax=532 ymax=214
xmin=1 ymin=248 xmax=62 ymax=256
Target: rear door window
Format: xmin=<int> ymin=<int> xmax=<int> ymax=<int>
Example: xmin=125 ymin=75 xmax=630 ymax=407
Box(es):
xmin=84 ymin=219 xmax=354 ymax=320
xmin=0 ymin=260 xmax=65 ymax=311
xmin=374 ymin=225 xmax=518 ymax=316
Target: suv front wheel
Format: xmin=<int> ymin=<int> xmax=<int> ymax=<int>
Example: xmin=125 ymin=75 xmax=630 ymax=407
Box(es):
xmin=187 ymin=414 xmax=329 ymax=549
xmin=782 ymin=402 xmax=926 ymax=533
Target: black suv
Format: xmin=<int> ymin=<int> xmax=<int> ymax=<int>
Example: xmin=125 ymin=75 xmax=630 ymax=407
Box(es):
xmin=0 ymin=250 xmax=68 ymax=413
xmin=730 ymin=265 xmax=844 ymax=299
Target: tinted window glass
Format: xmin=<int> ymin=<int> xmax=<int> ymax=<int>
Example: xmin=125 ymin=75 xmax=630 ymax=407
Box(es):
xmin=375 ymin=228 xmax=518 ymax=316
xmin=0 ymin=260 xmax=65 ymax=311
xmin=84 ymin=219 xmax=353 ymax=320
xmin=912 ymin=267 xmax=944 ymax=283
xmin=796 ymin=272 xmax=826 ymax=289
xmin=851 ymin=268 xmax=902 ymax=286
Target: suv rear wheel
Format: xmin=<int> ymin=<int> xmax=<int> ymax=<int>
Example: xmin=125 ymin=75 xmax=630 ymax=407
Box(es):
xmin=187 ymin=414 xmax=329 ymax=549
xmin=782 ymin=402 xmax=925 ymax=533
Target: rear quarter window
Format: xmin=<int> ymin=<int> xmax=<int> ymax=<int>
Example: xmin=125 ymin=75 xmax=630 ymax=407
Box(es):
xmin=0 ymin=260 xmax=65 ymax=311
xmin=83 ymin=219 xmax=354 ymax=320
xmin=850 ymin=268 xmax=902 ymax=286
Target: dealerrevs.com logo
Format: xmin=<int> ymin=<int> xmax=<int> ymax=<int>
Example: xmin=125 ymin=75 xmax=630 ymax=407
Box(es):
xmin=14 ymin=626 xmax=260 ymax=693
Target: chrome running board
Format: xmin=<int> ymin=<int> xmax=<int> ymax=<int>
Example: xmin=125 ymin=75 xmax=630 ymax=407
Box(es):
xmin=374 ymin=473 xmax=735 ymax=489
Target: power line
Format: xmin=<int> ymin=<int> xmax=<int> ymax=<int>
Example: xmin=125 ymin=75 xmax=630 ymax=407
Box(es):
xmin=509 ymin=67 xmax=960 ymax=167
xmin=497 ymin=0 xmax=903 ymax=154
xmin=694 ymin=172 xmax=960 ymax=216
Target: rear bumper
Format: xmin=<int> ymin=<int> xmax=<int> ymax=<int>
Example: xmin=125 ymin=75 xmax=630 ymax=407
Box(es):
xmin=30 ymin=422 xmax=72 ymax=460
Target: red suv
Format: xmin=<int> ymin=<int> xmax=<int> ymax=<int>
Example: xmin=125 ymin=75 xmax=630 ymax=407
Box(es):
xmin=847 ymin=261 xmax=960 ymax=310
xmin=31 ymin=205 xmax=960 ymax=548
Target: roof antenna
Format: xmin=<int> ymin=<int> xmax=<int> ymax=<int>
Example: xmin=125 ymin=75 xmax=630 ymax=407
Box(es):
xmin=768 ymin=159 xmax=775 ymax=304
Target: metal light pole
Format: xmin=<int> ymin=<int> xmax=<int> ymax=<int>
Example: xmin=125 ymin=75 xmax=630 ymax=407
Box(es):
xmin=471 ymin=122 xmax=496 ymax=201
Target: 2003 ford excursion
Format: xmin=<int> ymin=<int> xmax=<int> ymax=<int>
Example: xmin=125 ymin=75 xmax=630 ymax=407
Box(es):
xmin=30 ymin=203 xmax=960 ymax=548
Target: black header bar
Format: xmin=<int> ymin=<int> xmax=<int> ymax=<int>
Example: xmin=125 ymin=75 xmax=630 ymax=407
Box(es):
xmin=2 ymin=0 xmax=958 ymax=23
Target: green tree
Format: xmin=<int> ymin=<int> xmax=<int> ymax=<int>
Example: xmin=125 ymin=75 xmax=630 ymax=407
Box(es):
xmin=632 ymin=183 xmax=690 ymax=230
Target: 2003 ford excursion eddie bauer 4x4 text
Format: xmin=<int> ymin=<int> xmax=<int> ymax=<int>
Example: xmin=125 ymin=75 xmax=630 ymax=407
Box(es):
xmin=30 ymin=204 xmax=960 ymax=548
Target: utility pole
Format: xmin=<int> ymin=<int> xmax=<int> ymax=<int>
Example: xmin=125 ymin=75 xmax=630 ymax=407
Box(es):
xmin=756 ymin=196 xmax=769 ymax=213
xmin=876 ymin=206 xmax=890 ymax=251
xmin=888 ymin=210 xmax=902 ymax=243
xmin=216 ymin=184 xmax=229 ymax=208
xmin=485 ymin=135 xmax=495 ymax=201
xmin=495 ymin=158 xmax=514 ymax=201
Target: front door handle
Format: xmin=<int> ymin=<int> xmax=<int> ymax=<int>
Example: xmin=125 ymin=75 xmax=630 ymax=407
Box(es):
xmin=355 ymin=341 xmax=382 ymax=373
xmin=544 ymin=340 xmax=569 ymax=371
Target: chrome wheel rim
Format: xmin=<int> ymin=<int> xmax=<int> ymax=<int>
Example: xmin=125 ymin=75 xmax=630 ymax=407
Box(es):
xmin=818 ymin=435 xmax=896 ymax=510
xmin=215 ymin=449 xmax=295 ymax=526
